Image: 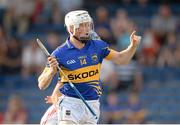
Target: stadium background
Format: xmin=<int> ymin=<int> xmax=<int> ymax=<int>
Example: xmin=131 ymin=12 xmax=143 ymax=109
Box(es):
xmin=0 ymin=0 xmax=180 ymax=124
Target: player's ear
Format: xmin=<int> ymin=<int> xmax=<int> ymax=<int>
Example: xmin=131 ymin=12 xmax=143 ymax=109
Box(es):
xmin=69 ymin=25 xmax=74 ymax=34
xmin=65 ymin=25 xmax=74 ymax=34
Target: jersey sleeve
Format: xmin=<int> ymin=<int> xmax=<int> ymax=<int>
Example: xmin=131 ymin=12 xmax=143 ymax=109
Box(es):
xmin=99 ymin=41 xmax=115 ymax=61
xmin=51 ymin=48 xmax=60 ymax=59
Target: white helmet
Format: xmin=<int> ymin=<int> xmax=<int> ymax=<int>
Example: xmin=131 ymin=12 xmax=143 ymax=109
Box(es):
xmin=65 ymin=10 xmax=94 ymax=42
xmin=65 ymin=10 xmax=92 ymax=29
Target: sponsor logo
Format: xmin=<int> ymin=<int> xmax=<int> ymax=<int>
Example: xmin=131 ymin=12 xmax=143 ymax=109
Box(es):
xmin=67 ymin=60 xmax=76 ymax=64
xmin=68 ymin=69 xmax=99 ymax=80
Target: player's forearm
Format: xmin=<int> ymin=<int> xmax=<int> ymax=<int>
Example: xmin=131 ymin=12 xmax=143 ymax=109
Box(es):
xmin=52 ymin=82 xmax=63 ymax=97
xmin=38 ymin=70 xmax=55 ymax=90
xmin=51 ymin=82 xmax=63 ymax=104
xmin=116 ymin=44 xmax=138 ymax=65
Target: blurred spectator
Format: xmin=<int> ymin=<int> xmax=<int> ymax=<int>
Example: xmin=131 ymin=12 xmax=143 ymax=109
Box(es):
xmin=0 ymin=0 xmax=9 ymax=9
xmin=102 ymin=92 xmax=125 ymax=124
xmin=46 ymin=32 xmax=61 ymax=53
xmin=165 ymin=32 xmax=177 ymax=51
xmin=115 ymin=60 xmax=143 ymax=92
xmin=0 ymin=26 xmax=7 ymax=74
xmin=22 ymin=39 xmax=46 ymax=78
xmin=174 ymin=44 xmax=180 ymax=67
xmin=3 ymin=0 xmax=35 ymax=35
xmin=95 ymin=6 xmax=109 ymax=27
xmin=151 ymin=4 xmax=176 ymax=44
xmin=95 ymin=6 xmax=115 ymax=44
xmin=125 ymin=92 xmax=147 ymax=124
xmin=100 ymin=59 xmax=119 ymax=92
xmin=136 ymin=0 xmax=149 ymax=16
xmin=100 ymin=59 xmax=116 ymax=83
xmin=57 ymin=0 xmax=83 ymax=13
xmin=137 ymin=0 xmax=148 ymax=7
xmin=140 ymin=29 xmax=160 ymax=66
xmin=111 ymin=9 xmax=128 ymax=40
xmin=156 ymin=32 xmax=177 ymax=67
xmin=0 ymin=112 xmax=3 ymax=123
xmin=111 ymin=9 xmax=134 ymax=50
xmin=3 ymin=94 xmax=28 ymax=124
xmin=1 ymin=37 xmax=22 ymax=75
xmin=157 ymin=47 xmax=176 ymax=68
xmin=50 ymin=3 xmax=63 ymax=25
xmin=31 ymin=0 xmax=44 ymax=24
xmin=3 ymin=6 xmax=16 ymax=35
xmin=121 ymin=0 xmax=132 ymax=7
xmin=8 ymin=0 xmax=35 ymax=17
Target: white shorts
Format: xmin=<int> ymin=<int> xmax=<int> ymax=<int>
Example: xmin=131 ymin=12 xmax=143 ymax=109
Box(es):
xmin=58 ymin=95 xmax=100 ymax=124
xmin=40 ymin=105 xmax=58 ymax=125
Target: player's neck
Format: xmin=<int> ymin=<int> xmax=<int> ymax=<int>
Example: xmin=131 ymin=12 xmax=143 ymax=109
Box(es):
xmin=70 ymin=36 xmax=85 ymax=49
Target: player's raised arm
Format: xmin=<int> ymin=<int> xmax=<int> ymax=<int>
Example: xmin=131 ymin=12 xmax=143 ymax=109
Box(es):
xmin=107 ymin=31 xmax=141 ymax=65
xmin=38 ymin=56 xmax=58 ymax=90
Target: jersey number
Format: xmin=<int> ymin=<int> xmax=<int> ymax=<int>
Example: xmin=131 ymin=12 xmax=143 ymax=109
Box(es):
xmin=80 ymin=59 xmax=87 ymax=65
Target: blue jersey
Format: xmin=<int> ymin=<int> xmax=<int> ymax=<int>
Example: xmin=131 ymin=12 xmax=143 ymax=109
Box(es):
xmin=50 ymin=38 xmax=114 ymax=100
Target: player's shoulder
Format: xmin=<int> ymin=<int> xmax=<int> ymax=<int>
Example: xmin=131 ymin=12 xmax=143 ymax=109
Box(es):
xmin=91 ymin=39 xmax=109 ymax=48
xmin=51 ymin=42 xmax=68 ymax=56
xmin=57 ymin=42 xmax=68 ymax=51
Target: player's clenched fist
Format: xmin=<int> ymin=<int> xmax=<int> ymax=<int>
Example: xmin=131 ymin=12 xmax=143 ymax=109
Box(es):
xmin=48 ymin=56 xmax=58 ymax=74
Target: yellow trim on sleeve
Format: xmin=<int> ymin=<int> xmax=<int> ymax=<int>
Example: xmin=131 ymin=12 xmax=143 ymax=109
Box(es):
xmin=105 ymin=49 xmax=117 ymax=60
xmin=43 ymin=67 xmax=50 ymax=73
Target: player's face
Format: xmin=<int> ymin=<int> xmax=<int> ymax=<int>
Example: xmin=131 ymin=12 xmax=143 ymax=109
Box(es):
xmin=75 ymin=22 xmax=92 ymax=40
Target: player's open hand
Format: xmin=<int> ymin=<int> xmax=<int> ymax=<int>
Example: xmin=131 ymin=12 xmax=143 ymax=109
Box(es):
xmin=48 ymin=56 xmax=58 ymax=74
xmin=130 ymin=31 xmax=141 ymax=47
